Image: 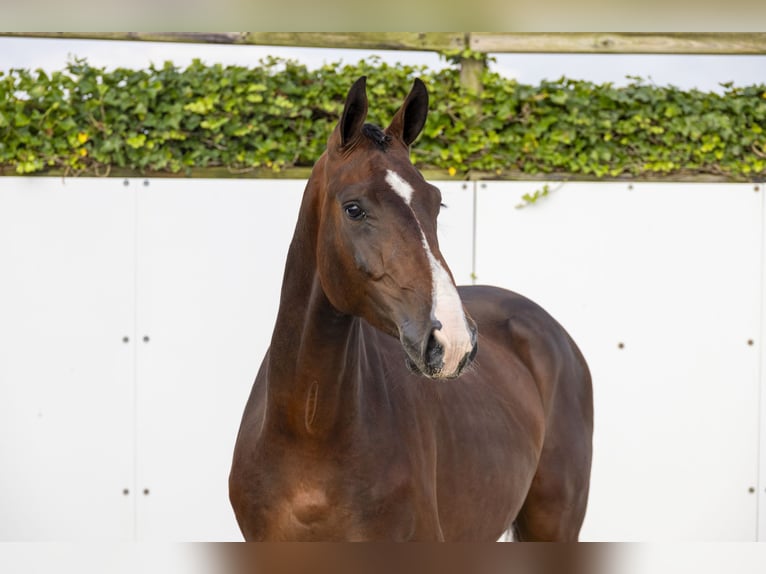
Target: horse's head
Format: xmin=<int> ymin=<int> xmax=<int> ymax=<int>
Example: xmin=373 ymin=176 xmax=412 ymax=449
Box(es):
xmin=314 ymin=76 xmax=477 ymax=380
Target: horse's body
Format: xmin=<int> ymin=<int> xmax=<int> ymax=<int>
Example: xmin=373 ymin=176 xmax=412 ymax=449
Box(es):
xmin=229 ymin=77 xmax=593 ymax=541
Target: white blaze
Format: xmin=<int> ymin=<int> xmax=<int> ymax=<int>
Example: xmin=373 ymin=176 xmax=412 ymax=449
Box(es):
xmin=386 ymin=169 xmax=414 ymax=205
xmin=385 ymin=169 xmax=474 ymax=377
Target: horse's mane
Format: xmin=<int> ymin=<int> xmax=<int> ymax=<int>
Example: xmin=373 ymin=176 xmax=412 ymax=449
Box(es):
xmin=362 ymin=123 xmax=391 ymax=150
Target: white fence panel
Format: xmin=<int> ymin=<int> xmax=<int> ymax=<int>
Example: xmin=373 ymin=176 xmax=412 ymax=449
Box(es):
xmin=0 ymin=178 xmax=136 ymax=540
xmin=475 ymin=181 xmax=763 ymax=541
xmin=1 ymin=177 xmax=764 ymax=542
xmin=133 ymin=179 xmax=305 ymax=541
xmin=434 ymin=181 xmax=476 ymax=286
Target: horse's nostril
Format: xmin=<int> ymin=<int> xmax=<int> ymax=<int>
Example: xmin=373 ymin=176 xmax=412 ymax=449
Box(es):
xmin=425 ymin=330 xmax=445 ymax=369
xmin=468 ymin=340 xmax=478 ymax=362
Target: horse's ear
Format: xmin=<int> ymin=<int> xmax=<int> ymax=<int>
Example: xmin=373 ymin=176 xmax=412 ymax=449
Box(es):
xmin=386 ymin=78 xmax=429 ymax=147
xmin=339 ymin=76 xmax=369 ymax=147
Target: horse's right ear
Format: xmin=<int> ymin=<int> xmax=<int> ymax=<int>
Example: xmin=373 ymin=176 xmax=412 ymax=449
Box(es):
xmin=339 ymin=76 xmax=369 ymax=148
xmin=386 ymin=78 xmax=428 ymax=147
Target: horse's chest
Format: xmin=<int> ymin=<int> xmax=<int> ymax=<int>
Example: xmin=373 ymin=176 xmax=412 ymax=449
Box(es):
xmin=236 ymin=444 xmax=418 ymax=541
xmin=273 ymin=483 xmax=347 ymax=539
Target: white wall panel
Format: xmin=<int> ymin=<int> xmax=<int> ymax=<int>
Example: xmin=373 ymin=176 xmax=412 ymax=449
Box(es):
xmin=133 ymin=179 xmax=304 ymax=541
xmin=432 ymin=181 xmax=475 ymax=286
xmin=0 ymin=178 xmax=135 ymax=540
xmin=476 ymin=182 xmax=763 ymax=541
xmin=760 ymin=185 xmax=766 ymax=542
xmin=2 ymin=177 xmax=763 ymax=542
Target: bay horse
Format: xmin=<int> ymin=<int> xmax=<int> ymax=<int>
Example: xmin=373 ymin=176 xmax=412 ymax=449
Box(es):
xmin=229 ymin=77 xmax=593 ymax=541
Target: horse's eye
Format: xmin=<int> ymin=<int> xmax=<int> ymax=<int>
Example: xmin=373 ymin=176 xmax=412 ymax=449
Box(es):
xmin=344 ymin=203 xmax=366 ymax=220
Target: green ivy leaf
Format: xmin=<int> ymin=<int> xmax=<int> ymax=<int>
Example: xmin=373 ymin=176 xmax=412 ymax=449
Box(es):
xmin=125 ymin=134 xmax=147 ymax=149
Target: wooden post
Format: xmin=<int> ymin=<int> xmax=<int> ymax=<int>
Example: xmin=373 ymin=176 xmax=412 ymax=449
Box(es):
xmin=458 ymin=33 xmax=485 ymax=95
xmin=459 ymin=57 xmax=485 ymax=94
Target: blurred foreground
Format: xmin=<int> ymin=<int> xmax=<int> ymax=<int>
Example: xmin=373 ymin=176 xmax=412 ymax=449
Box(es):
xmin=4 ymin=543 xmax=766 ymax=574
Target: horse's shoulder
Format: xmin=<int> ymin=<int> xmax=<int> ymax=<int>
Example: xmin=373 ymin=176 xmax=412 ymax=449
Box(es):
xmin=459 ymin=284 xmax=588 ymax=403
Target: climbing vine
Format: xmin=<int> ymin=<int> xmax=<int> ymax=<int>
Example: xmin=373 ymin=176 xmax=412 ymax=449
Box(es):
xmin=1 ymin=56 xmax=764 ymax=179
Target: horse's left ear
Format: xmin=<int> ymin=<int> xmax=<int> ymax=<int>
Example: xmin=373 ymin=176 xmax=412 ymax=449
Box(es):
xmin=386 ymin=78 xmax=429 ymax=147
xmin=339 ymin=76 xmax=369 ymax=148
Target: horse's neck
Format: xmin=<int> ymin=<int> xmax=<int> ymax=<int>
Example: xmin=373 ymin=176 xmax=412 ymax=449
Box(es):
xmin=265 ymin=171 xmax=359 ymax=437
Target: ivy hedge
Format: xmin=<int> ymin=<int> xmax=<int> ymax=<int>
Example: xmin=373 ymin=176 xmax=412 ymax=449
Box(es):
xmin=1 ymin=56 xmax=765 ymax=180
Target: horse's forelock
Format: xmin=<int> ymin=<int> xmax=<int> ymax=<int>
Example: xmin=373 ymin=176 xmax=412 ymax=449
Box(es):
xmin=361 ymin=123 xmax=391 ymax=150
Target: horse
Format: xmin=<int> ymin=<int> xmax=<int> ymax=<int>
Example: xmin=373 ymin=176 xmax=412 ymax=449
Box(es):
xmin=229 ymin=76 xmax=593 ymax=541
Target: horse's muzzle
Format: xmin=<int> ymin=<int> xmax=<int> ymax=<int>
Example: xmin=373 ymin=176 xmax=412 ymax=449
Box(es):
xmin=402 ymin=321 xmax=478 ymax=380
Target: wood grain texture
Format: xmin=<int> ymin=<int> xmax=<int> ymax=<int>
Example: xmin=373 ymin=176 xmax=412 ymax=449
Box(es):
xmin=470 ymin=33 xmax=766 ymax=54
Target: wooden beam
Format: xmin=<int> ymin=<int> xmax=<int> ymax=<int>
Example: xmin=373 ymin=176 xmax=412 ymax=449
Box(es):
xmin=248 ymin=33 xmax=465 ymax=52
xmin=1 ymin=165 xmax=757 ymax=184
xmin=4 ymin=32 xmax=765 ymax=55
xmin=459 ymin=57 xmax=485 ymax=93
xmin=0 ymin=32 xmax=465 ymax=52
xmin=0 ymin=165 xmax=315 ymax=180
xmin=470 ymin=33 xmax=766 ymax=54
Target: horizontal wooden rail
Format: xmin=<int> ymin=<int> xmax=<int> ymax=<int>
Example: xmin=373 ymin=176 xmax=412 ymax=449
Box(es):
xmin=1 ymin=165 xmax=759 ymax=184
xmin=0 ymin=32 xmax=466 ymax=52
xmin=2 ymin=32 xmax=765 ymax=54
xmin=470 ymin=33 xmax=766 ymax=54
